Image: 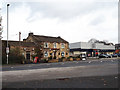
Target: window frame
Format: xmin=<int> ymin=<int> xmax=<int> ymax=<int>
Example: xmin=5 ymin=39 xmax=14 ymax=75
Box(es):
xmin=44 ymin=51 xmax=49 ymax=57
xmin=53 ymin=42 xmax=57 ymax=48
xmin=61 ymin=43 xmax=65 ymax=48
xmin=61 ymin=52 xmax=65 ymax=57
xmin=44 ymin=42 xmax=49 ymax=48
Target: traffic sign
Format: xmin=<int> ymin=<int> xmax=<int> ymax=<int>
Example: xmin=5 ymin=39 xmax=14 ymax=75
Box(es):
xmin=6 ymin=47 xmax=9 ymax=54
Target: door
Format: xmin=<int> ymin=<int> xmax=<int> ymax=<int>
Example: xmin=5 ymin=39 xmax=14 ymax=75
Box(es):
xmin=54 ymin=51 xmax=57 ymax=59
xmin=26 ymin=51 xmax=30 ymax=60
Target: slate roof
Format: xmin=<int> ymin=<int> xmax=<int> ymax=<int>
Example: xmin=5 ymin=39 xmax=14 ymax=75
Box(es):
xmin=31 ymin=34 xmax=68 ymax=43
xmin=2 ymin=40 xmax=35 ymax=47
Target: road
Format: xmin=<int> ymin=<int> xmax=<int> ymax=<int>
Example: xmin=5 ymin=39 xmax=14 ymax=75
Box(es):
xmin=2 ymin=58 xmax=120 ymax=88
xmin=2 ymin=58 xmax=119 ymax=71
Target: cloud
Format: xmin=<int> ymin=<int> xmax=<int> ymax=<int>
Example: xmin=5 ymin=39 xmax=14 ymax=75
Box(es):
xmin=25 ymin=1 xmax=117 ymax=20
xmin=90 ymin=15 xmax=105 ymax=25
xmin=1 ymin=0 xmax=118 ymax=44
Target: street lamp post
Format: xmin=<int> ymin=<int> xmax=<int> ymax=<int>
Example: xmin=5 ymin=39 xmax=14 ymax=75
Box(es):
xmin=6 ymin=4 xmax=10 ymax=64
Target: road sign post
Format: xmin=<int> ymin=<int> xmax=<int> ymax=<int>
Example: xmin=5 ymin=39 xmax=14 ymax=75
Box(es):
xmin=6 ymin=4 xmax=10 ymax=64
xmin=6 ymin=47 xmax=9 ymax=64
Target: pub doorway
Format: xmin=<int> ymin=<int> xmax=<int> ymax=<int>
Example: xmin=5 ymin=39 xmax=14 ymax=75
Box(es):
xmin=26 ymin=51 xmax=30 ymax=60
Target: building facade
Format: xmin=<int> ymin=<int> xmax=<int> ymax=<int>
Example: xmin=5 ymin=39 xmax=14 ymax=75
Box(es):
xmin=2 ymin=40 xmax=36 ymax=62
xmin=115 ymin=44 xmax=120 ymax=54
xmin=70 ymin=41 xmax=115 ymax=57
xmin=0 ymin=9 xmax=2 ymax=65
xmin=23 ymin=33 xmax=69 ymax=60
xmin=2 ymin=33 xmax=69 ymax=63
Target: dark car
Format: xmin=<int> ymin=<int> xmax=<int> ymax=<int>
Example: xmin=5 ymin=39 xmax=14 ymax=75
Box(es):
xmin=117 ymin=54 xmax=120 ymax=57
xmin=99 ymin=54 xmax=109 ymax=58
xmin=112 ymin=54 xmax=118 ymax=57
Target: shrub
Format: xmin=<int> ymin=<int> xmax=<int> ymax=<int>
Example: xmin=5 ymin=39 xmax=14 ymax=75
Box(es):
xmin=53 ymin=56 xmax=56 ymax=59
xmin=67 ymin=57 xmax=70 ymax=59
xmin=2 ymin=54 xmax=25 ymax=64
xmin=61 ymin=57 xmax=65 ymax=59
xmin=31 ymin=54 xmax=37 ymax=60
xmin=2 ymin=47 xmax=25 ymax=64
xmin=73 ymin=57 xmax=77 ymax=60
xmin=66 ymin=57 xmax=71 ymax=61
xmin=48 ymin=56 xmax=52 ymax=60
xmin=40 ymin=59 xmax=48 ymax=63
xmin=76 ymin=55 xmax=80 ymax=58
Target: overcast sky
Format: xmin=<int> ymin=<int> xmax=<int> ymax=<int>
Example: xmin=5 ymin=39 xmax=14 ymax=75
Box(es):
xmin=1 ymin=0 xmax=118 ymax=44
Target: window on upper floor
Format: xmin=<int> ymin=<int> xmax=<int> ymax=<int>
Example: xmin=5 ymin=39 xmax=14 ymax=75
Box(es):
xmin=61 ymin=43 xmax=65 ymax=48
xmin=44 ymin=42 xmax=48 ymax=48
xmin=53 ymin=42 xmax=57 ymax=48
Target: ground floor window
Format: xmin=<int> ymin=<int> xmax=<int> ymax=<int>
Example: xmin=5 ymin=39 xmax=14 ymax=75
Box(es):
xmin=44 ymin=51 xmax=48 ymax=57
xmin=50 ymin=53 xmax=52 ymax=56
xmin=58 ymin=52 xmax=60 ymax=55
xmin=61 ymin=52 xmax=65 ymax=57
xmin=66 ymin=52 xmax=68 ymax=55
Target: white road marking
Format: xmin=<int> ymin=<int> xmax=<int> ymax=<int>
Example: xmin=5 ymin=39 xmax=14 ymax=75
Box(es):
xmin=76 ymin=62 xmax=78 ymax=63
xmin=100 ymin=61 xmax=103 ymax=62
xmin=11 ymin=67 xmax=13 ymax=68
xmin=88 ymin=61 xmax=91 ymax=63
xmin=115 ymin=77 xmax=118 ymax=79
xmin=111 ymin=60 xmax=113 ymax=62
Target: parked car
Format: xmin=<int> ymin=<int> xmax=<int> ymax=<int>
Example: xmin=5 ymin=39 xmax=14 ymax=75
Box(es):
xmin=105 ymin=54 xmax=112 ymax=58
xmin=111 ymin=54 xmax=118 ymax=57
xmin=80 ymin=54 xmax=86 ymax=60
xmin=99 ymin=54 xmax=109 ymax=58
xmin=117 ymin=54 xmax=120 ymax=57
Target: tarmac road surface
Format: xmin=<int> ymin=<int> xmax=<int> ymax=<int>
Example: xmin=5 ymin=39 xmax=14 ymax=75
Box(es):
xmin=2 ymin=59 xmax=119 ymax=88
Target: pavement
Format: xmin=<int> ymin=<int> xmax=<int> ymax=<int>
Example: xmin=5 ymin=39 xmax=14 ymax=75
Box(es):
xmin=2 ymin=58 xmax=120 ymax=88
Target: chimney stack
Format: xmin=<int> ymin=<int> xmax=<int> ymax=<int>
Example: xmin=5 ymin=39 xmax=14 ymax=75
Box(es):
xmin=29 ymin=32 xmax=33 ymax=36
xmin=19 ymin=32 xmax=21 ymax=41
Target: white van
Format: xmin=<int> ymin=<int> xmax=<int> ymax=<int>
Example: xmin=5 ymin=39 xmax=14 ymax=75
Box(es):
xmin=80 ymin=54 xmax=87 ymax=60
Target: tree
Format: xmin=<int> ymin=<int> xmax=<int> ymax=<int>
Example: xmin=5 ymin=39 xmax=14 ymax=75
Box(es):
xmin=2 ymin=46 xmax=25 ymax=64
xmin=0 ymin=8 xmax=2 ymax=40
xmin=34 ymin=45 xmax=43 ymax=60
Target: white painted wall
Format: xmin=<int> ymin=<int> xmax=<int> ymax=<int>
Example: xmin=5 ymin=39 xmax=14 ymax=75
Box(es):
xmin=69 ymin=42 xmax=81 ymax=49
xmin=70 ymin=42 xmax=115 ymax=50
